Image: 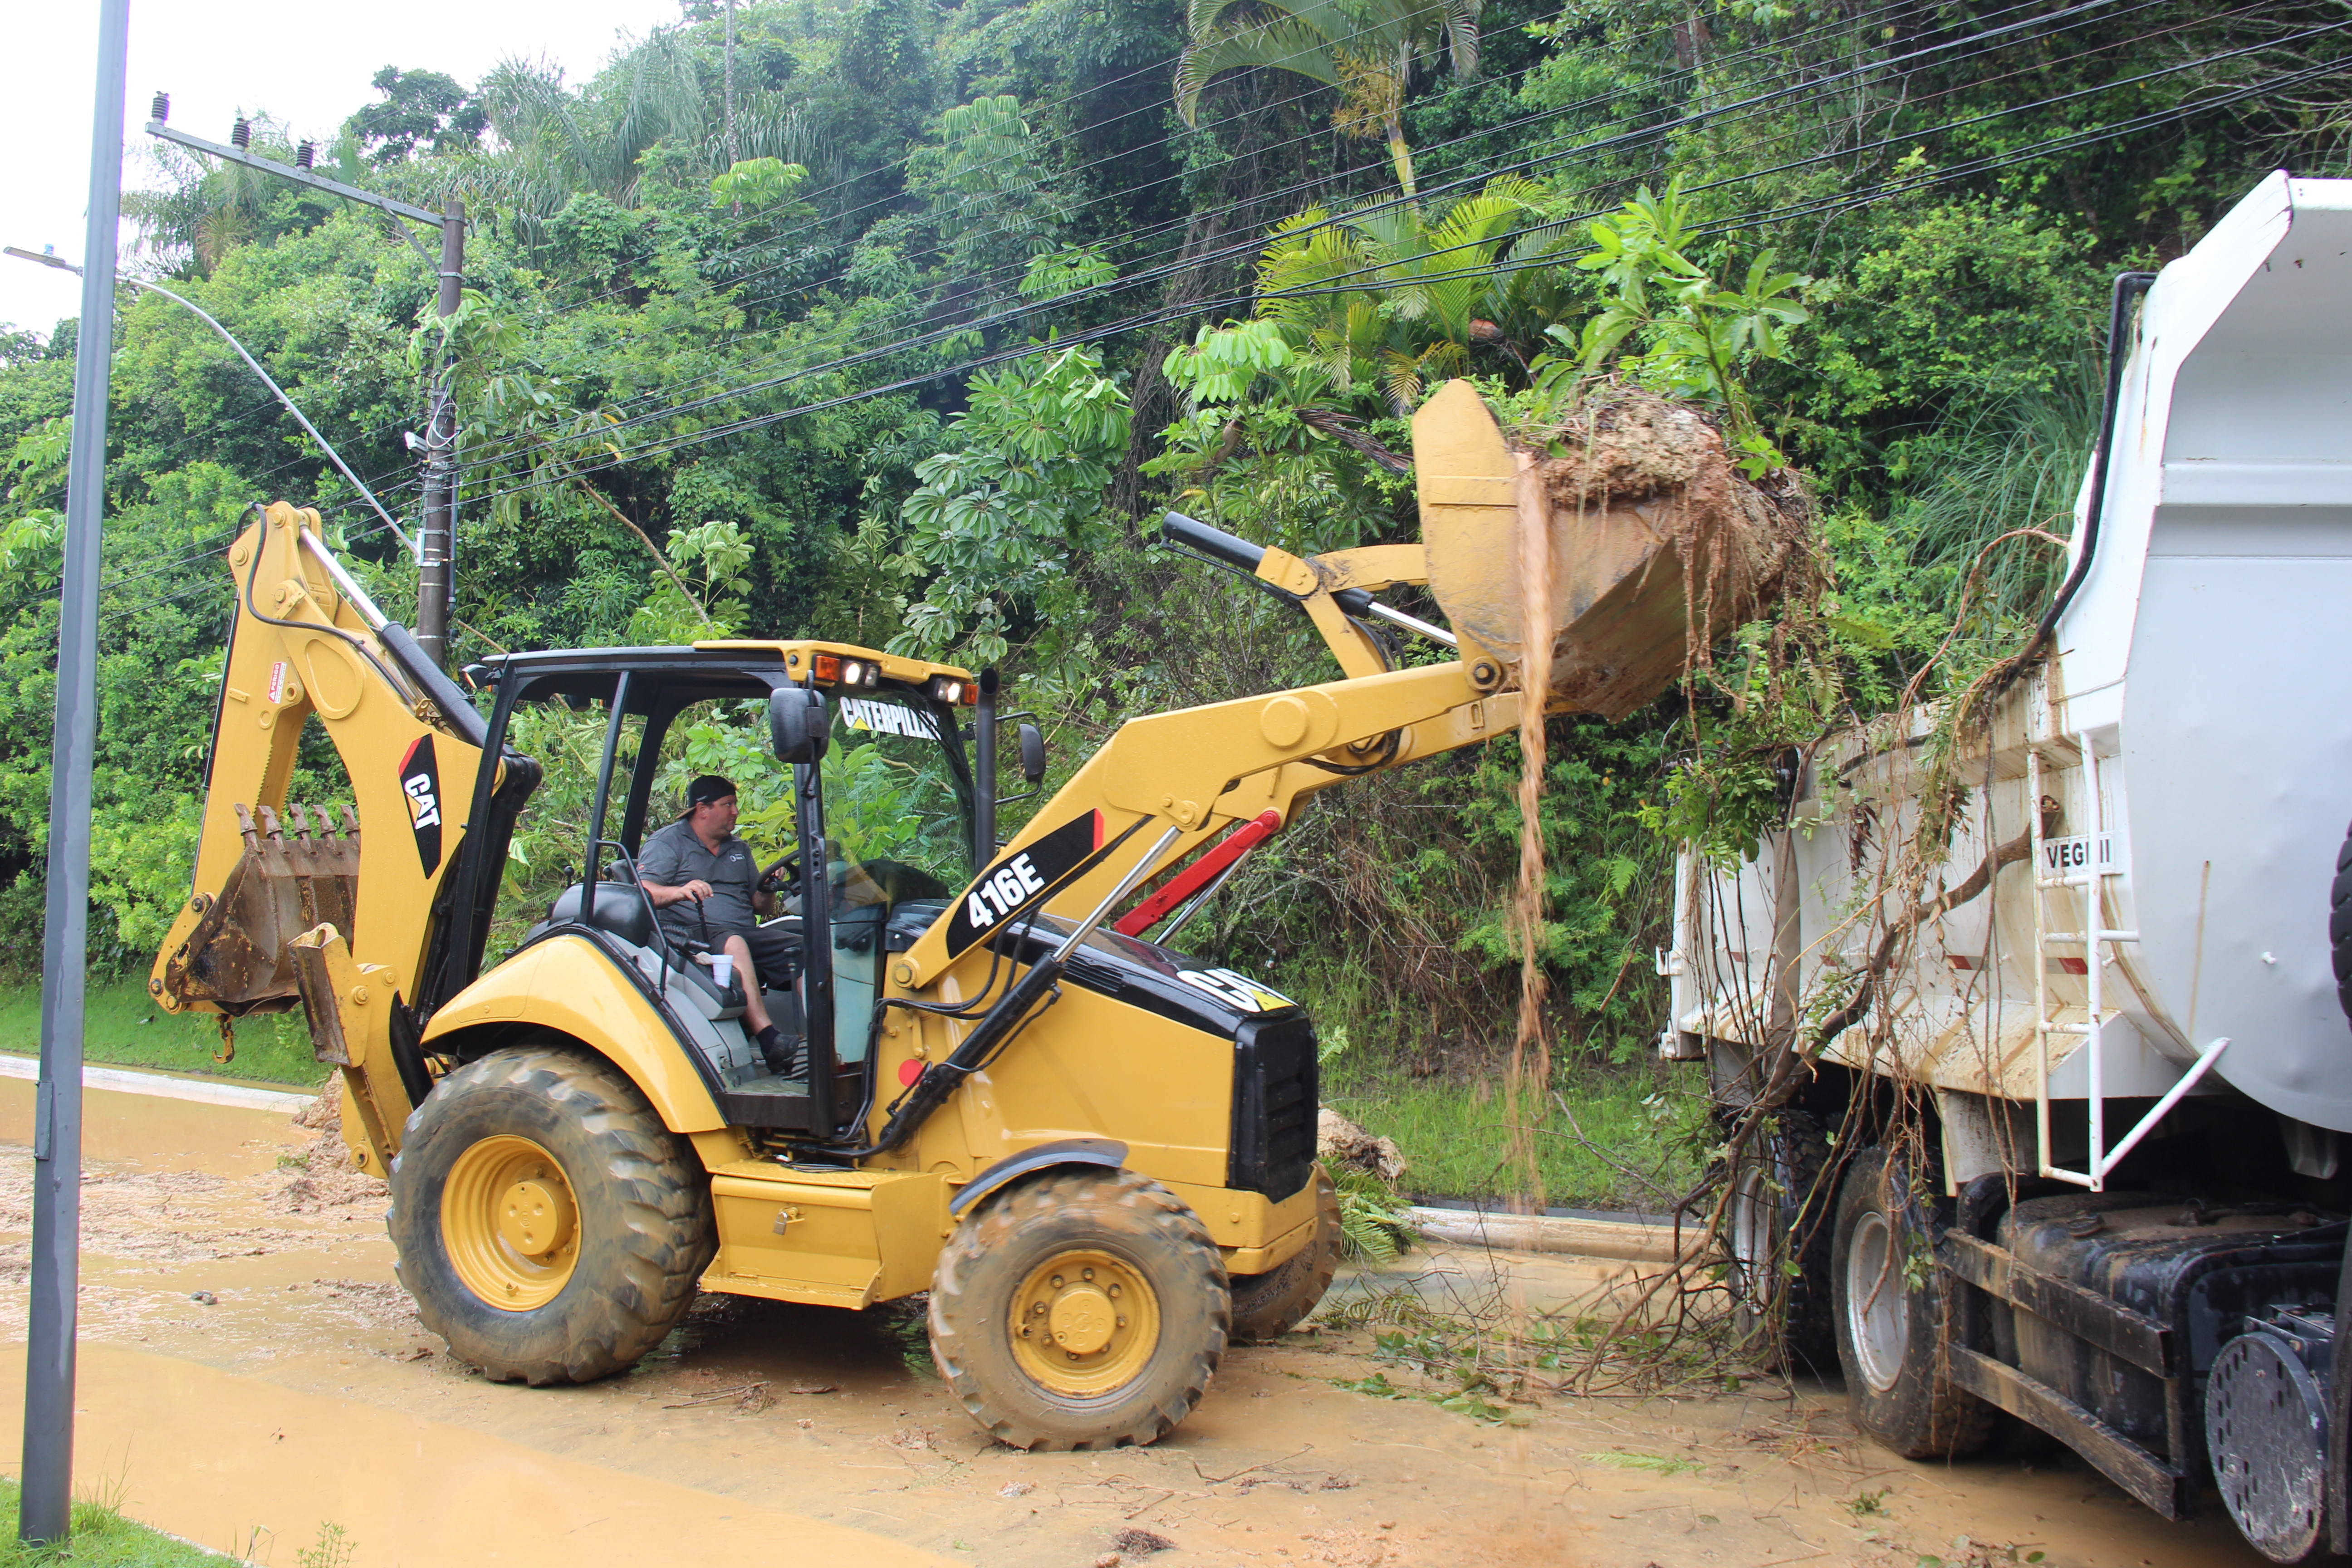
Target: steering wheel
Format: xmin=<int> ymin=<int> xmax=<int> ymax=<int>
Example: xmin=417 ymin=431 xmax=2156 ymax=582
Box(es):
xmin=759 ymin=848 xmax=803 ymax=895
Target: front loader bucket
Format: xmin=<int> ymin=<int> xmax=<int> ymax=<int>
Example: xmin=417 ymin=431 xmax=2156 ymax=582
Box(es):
xmin=159 ymin=802 xmax=359 ymax=1014
xmin=1411 ymin=379 xmax=1802 ymax=720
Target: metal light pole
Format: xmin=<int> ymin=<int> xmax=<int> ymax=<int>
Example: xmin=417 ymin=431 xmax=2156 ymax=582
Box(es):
xmin=22 ymin=0 xmax=130 ymax=1542
xmin=4 ymin=249 xmax=415 ymax=558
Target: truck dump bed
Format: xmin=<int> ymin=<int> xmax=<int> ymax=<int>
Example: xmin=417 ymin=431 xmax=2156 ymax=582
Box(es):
xmin=1670 ymin=172 xmax=2352 ymax=1153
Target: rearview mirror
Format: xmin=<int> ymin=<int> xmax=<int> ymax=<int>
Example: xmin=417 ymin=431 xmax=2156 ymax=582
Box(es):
xmin=769 ymin=687 xmax=831 ymax=764
xmin=1018 ymin=721 xmax=1047 ymax=785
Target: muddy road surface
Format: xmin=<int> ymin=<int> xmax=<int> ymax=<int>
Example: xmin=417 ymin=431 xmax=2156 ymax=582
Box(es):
xmin=0 ymin=1071 xmax=2277 ymax=1568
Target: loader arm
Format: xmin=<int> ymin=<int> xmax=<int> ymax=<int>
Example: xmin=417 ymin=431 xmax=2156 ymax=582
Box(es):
xmin=149 ymin=502 xmax=531 ymax=1173
xmin=897 ymin=377 xmax=1737 ymax=991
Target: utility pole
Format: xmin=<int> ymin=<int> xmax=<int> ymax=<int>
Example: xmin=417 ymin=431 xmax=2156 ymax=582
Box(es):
xmin=143 ymin=113 xmax=462 ymax=665
xmin=22 ymin=0 xmax=128 ymax=1543
xmin=416 ymin=196 xmax=464 ymax=667
xmin=725 ymin=0 xmax=739 ymax=168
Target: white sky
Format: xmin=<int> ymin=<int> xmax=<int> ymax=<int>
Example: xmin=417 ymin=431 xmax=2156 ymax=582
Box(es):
xmin=3 ymin=0 xmax=683 ymax=334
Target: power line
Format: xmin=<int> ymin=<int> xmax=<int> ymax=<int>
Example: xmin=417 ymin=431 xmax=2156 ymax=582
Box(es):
xmin=524 ymin=0 xmax=1989 ymax=430
xmin=434 ymin=0 xmax=2179 ymax=490
xmin=566 ymin=0 xmax=2191 ymax=434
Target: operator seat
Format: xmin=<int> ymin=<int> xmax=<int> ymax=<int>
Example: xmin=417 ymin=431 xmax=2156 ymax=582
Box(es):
xmin=545 ymin=880 xmax=749 ymax=1022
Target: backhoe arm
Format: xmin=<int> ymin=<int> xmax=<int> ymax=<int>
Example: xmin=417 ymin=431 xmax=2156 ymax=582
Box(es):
xmin=150 ymin=502 xmax=499 ymax=1173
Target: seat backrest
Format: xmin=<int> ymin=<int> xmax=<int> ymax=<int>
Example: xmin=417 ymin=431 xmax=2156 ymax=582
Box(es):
xmin=547 ymin=882 xmax=657 ymax=949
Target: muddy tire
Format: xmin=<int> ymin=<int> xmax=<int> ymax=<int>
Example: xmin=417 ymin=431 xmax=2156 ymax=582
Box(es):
xmin=388 ymin=1044 xmax=715 ymax=1386
xmin=1726 ymin=1110 xmax=1838 ymax=1373
xmin=930 ymin=1167 xmax=1227 ymax=1451
xmin=1830 ymin=1146 xmax=1995 ymax=1460
xmin=1230 ymin=1167 xmax=1341 ymax=1342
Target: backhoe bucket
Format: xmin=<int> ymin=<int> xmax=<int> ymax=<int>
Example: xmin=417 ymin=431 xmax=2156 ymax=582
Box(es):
xmin=158 ymin=802 xmax=359 ymax=1014
xmin=1411 ymin=379 xmax=1801 ymax=720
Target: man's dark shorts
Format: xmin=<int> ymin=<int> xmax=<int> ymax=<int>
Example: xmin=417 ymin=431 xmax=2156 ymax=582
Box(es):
xmin=737 ymin=923 xmax=800 ymax=994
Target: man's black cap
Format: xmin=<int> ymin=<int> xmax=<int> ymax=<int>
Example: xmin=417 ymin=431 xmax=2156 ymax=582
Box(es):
xmin=681 ymin=774 xmax=737 ymax=816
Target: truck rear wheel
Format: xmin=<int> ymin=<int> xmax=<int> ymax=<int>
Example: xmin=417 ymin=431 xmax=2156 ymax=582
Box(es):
xmin=930 ymin=1167 xmax=1228 ymax=1451
xmin=1831 ymin=1146 xmax=1995 ymax=1460
xmin=388 ymin=1044 xmax=715 ymax=1386
xmin=1726 ymin=1110 xmax=1838 ymax=1372
xmin=1230 ymin=1166 xmax=1340 ymax=1342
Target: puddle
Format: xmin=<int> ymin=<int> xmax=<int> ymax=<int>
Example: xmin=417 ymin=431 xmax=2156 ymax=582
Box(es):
xmin=0 ymin=1088 xmax=2279 ymax=1567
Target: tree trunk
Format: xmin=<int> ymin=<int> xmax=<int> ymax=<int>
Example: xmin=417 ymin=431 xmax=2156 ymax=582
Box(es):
xmin=1386 ymin=114 xmax=1418 ymax=199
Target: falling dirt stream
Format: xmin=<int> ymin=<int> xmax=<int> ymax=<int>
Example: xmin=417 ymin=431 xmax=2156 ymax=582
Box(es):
xmin=0 ymin=1073 xmax=2278 ymax=1566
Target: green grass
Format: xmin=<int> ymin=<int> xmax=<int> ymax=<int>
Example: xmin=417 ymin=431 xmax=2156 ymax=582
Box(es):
xmin=0 ymin=1478 xmax=232 ymax=1565
xmin=1323 ymin=1060 xmax=1707 ymax=1210
xmin=0 ymin=979 xmax=322 ymax=1090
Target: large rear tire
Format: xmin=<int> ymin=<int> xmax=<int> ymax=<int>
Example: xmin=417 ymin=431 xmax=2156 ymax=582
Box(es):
xmin=1230 ymin=1166 xmax=1340 ymax=1342
xmin=388 ymin=1044 xmax=715 ymax=1386
xmin=930 ymin=1167 xmax=1228 ymax=1451
xmin=1831 ymin=1146 xmax=1995 ymax=1460
xmin=1725 ymin=1109 xmax=1838 ymax=1373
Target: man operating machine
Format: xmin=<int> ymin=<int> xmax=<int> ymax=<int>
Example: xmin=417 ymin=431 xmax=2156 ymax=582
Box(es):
xmin=637 ymin=773 xmax=800 ymax=1077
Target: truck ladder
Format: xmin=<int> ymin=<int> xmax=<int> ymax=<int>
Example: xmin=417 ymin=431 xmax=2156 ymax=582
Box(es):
xmin=2029 ymin=680 xmax=2228 ymax=1189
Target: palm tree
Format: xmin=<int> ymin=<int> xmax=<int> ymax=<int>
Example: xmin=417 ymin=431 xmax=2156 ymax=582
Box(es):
xmin=1253 ymin=178 xmax=1563 ymax=410
xmin=1174 ymin=0 xmax=1480 ymax=198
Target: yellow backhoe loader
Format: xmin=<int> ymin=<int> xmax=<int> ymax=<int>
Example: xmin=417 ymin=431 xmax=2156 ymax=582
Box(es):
xmin=151 ymin=380 xmax=1786 ymax=1449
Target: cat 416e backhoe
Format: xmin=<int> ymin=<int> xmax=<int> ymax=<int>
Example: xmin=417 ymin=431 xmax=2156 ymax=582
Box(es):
xmin=151 ymin=380 xmax=1780 ymax=1449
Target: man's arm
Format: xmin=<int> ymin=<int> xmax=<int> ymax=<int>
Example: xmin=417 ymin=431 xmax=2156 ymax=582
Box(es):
xmin=635 ymin=830 xmax=710 ymax=909
xmin=642 ymin=877 xmax=714 ymax=909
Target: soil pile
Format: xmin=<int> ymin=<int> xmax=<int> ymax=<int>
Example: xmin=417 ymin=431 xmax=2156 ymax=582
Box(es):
xmin=1317 ymin=1108 xmax=1406 ymax=1182
xmin=275 ymin=1082 xmax=389 ymax=1215
xmin=1514 ymin=386 xmax=1814 ymax=719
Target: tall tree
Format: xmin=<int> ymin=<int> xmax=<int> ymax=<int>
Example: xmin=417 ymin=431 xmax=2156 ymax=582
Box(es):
xmin=1174 ymin=0 xmax=1480 ymax=197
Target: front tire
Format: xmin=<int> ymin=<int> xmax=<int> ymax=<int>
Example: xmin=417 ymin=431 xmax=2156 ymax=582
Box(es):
xmin=1230 ymin=1167 xmax=1341 ymax=1342
xmin=930 ymin=1167 xmax=1228 ymax=1451
xmin=1830 ymin=1146 xmax=1994 ymax=1460
xmin=388 ymin=1044 xmax=715 ymax=1386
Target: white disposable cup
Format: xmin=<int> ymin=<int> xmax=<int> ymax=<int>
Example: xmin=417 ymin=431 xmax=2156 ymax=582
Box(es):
xmin=711 ymin=954 xmax=734 ymax=988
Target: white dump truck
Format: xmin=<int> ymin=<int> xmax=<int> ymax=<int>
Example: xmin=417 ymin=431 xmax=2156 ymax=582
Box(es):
xmin=1667 ymin=172 xmax=2352 ymax=1563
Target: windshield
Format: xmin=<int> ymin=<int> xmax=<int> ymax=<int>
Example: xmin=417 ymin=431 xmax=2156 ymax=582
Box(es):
xmin=824 ymin=691 xmax=974 ymax=898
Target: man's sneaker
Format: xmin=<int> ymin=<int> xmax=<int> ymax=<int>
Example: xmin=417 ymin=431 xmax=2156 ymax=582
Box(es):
xmin=755 ymin=1024 xmax=803 ymax=1080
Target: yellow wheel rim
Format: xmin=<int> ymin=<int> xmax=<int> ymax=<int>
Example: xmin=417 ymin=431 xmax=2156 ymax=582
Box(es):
xmin=441 ymin=1134 xmax=580 ymax=1312
xmin=1009 ymin=1249 xmax=1161 ymax=1397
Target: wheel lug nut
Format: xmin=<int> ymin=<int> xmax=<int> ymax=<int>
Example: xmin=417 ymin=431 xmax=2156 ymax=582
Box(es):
xmin=1050 ymin=1275 xmax=1063 ymax=1289
xmin=1082 ymin=1268 xmax=1095 ymax=1281
xmin=1107 ymin=1284 xmax=1120 ymax=1298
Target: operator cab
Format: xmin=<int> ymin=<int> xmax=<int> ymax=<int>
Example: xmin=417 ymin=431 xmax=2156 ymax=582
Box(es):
xmin=465 ymin=642 xmax=985 ymax=1136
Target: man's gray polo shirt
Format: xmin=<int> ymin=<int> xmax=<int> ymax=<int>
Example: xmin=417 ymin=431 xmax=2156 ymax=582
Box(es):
xmin=637 ymin=818 xmax=760 ymax=944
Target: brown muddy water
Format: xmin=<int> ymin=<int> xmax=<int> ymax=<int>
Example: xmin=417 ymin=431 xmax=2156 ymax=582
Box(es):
xmin=0 ymin=1074 xmax=2275 ymax=1568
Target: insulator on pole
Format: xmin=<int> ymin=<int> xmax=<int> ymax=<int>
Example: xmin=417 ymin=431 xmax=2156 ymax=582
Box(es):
xmin=296 ymin=141 xmax=314 ymax=169
xmin=149 ymin=91 xmax=168 ymax=122
xmin=230 ymin=117 xmax=250 ymax=149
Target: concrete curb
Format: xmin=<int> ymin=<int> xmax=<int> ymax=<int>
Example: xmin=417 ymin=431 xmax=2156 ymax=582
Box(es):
xmin=1405 ymin=1205 xmax=1698 ymax=1264
xmin=0 ymin=1052 xmax=314 ymax=1114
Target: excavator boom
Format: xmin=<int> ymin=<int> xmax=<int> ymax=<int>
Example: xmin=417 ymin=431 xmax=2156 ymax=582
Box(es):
xmin=150 ymin=502 xmax=527 ymax=1173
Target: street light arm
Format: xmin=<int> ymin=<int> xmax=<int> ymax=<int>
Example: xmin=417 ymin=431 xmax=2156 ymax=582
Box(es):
xmin=3 ymin=247 xmax=418 ymax=559
xmin=143 ymin=122 xmax=446 ymax=226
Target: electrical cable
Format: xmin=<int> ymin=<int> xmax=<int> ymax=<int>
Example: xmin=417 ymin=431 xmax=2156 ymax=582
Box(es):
xmin=546 ymin=0 xmax=2072 ymax=418
xmin=455 ymin=43 xmax=2341 ymax=505
xmin=436 ymin=0 xmax=2190 ymax=485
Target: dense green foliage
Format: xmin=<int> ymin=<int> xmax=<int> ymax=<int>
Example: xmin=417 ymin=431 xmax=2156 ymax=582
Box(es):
xmin=1 ymin=0 xmax=2344 ymax=1092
